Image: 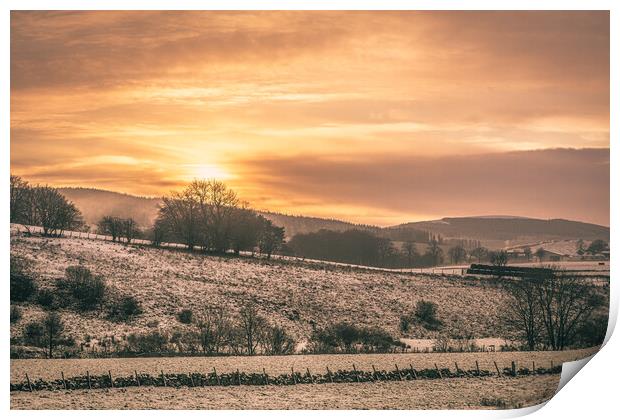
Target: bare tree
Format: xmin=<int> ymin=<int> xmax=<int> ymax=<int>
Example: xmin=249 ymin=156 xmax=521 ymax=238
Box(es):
xmin=239 ymin=303 xmax=267 ymax=355
xmin=97 ymin=216 xmax=123 ymax=242
xmin=43 ymin=312 xmax=65 ymax=358
xmin=402 ymin=241 xmax=417 ymax=266
xmin=258 ymin=218 xmax=285 ymax=259
xmin=31 ymin=186 xmax=83 ymax=236
xmin=523 ymin=246 xmax=532 ymax=261
xmin=503 ymin=278 xmax=542 ymax=350
xmin=470 ymin=247 xmax=488 ymax=263
xmin=122 ymin=218 xmax=140 ymax=243
xmin=10 ymin=175 xmax=30 ymax=223
xmin=535 ymin=272 xmax=604 ymax=350
xmin=490 ymin=250 xmax=508 ymax=267
xmin=263 ymin=325 xmax=296 ymax=355
xmin=426 ymin=238 xmax=443 ymax=266
xmin=448 ymin=245 xmax=467 ymax=264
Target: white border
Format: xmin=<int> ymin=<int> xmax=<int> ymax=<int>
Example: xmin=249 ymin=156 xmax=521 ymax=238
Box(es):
xmin=2 ymin=2 xmax=617 ymax=420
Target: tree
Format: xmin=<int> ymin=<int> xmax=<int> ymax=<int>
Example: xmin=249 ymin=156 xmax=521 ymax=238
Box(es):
xmin=122 ymin=218 xmax=141 ymax=243
xmin=31 ymin=186 xmax=84 ymax=236
xmin=239 ymin=303 xmax=267 ymax=355
xmin=258 ymin=218 xmax=285 ymax=259
xmin=426 ymin=238 xmax=443 ymax=266
xmin=448 ymin=245 xmax=467 ymax=264
xmin=523 ymin=246 xmax=532 ymax=261
xmin=503 ymin=278 xmax=542 ymax=350
xmin=490 ymin=250 xmax=508 ymax=267
xmin=97 ymin=216 xmax=123 ymax=242
xmin=470 ymin=247 xmax=488 ymax=263
xmin=197 ymin=308 xmax=231 ymax=355
xmin=43 ymin=312 xmax=65 ymax=358
xmin=402 ymin=241 xmax=418 ymax=266
xmin=535 ymin=272 xmax=604 ymax=350
xmin=535 ymin=247 xmax=546 ymax=262
xmin=263 ymin=325 xmax=296 ymax=355
xmin=10 ymin=175 xmax=30 ymax=223
xmin=229 ymin=206 xmax=262 ymax=255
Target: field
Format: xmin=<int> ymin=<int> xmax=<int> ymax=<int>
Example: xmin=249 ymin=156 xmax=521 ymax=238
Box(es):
xmin=11 ymin=349 xmax=596 ymax=409
xmin=10 ymin=376 xmax=561 ymax=409
xmin=10 ymin=234 xmax=513 ymax=344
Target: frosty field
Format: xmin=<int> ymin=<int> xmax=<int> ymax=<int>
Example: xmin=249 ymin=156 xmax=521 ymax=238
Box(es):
xmin=10 ymin=234 xmax=514 ymax=343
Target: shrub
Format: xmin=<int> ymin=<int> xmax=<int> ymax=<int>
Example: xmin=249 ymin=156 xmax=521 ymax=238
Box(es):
xmin=125 ymin=331 xmax=169 ymax=353
xmin=36 ymin=288 xmax=56 ymax=308
xmin=177 ymin=309 xmax=193 ymax=324
xmin=107 ymin=295 xmax=143 ymax=321
xmin=263 ymin=326 xmax=296 ymax=355
xmin=308 ymin=322 xmax=400 ymax=353
xmin=413 ymin=300 xmax=443 ymax=331
xmin=399 ymin=316 xmax=410 ymax=333
xmin=10 ymin=256 xmax=37 ymax=302
xmin=10 ymin=306 xmax=22 ymax=324
xmin=57 ymin=266 xmax=106 ymax=310
xmin=23 ymin=321 xmax=45 ymax=347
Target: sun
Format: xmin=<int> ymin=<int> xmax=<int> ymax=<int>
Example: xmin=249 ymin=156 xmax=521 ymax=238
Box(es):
xmin=186 ymin=164 xmax=231 ymax=181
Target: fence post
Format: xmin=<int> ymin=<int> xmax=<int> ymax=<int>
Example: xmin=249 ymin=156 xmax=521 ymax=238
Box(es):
xmin=134 ymin=370 xmax=140 ymax=386
xmin=189 ymin=372 xmax=195 ymax=387
xmin=263 ymin=367 xmax=268 ymax=385
xmin=475 ymin=360 xmax=480 ymax=376
xmin=161 ymin=370 xmax=167 ymax=387
xmin=372 ymin=364 xmax=378 ymax=381
xmin=61 ymin=371 xmax=67 ymax=389
xmin=306 ymin=367 xmax=313 ymax=384
xmin=493 ymin=361 xmax=501 ymax=376
xmin=352 ymin=364 xmax=360 ymax=382
xmin=532 ymin=361 xmax=536 ymax=374
xmin=409 ymin=364 xmax=417 ymax=379
xmin=326 ymin=366 xmax=333 ymax=383
xmin=237 ymin=369 xmax=242 ymax=386
xmin=291 ymin=367 xmax=297 ymax=385
xmin=434 ymin=363 xmax=443 ymax=379
xmin=395 ymin=364 xmax=403 ymax=381
xmin=454 ymin=362 xmax=461 ymax=376
xmin=213 ymin=367 xmax=221 ymax=386
xmin=108 ymin=370 xmax=114 ymax=388
xmin=87 ymin=370 xmax=91 ymax=389
xmin=25 ymin=373 xmax=33 ymax=392
xmin=511 ymin=361 xmax=517 ymax=377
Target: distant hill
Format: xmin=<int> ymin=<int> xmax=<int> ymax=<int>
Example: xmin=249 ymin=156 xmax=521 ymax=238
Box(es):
xmin=394 ymin=217 xmax=609 ymax=243
xmin=57 ymin=188 xmax=609 ymax=246
xmin=58 ymin=188 xmax=161 ymax=229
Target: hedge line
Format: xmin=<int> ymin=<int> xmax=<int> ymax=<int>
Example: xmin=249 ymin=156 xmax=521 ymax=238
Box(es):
xmin=11 ymin=364 xmax=563 ymax=392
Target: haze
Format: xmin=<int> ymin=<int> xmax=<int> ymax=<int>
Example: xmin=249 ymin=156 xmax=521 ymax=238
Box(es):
xmin=10 ymin=11 xmax=610 ymax=226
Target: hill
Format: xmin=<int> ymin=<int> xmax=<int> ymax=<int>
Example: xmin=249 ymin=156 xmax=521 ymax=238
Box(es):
xmin=10 ymin=234 xmax=509 ymax=347
xmin=394 ymin=217 xmax=609 ymax=244
xmin=57 ymin=188 xmax=609 ymax=247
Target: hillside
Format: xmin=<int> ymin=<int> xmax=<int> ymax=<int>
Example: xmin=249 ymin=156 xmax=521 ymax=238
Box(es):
xmin=57 ymin=188 xmax=609 ymax=246
xmin=10 ymin=234 xmax=510 ymax=347
xmin=395 ymin=217 xmax=609 ymax=243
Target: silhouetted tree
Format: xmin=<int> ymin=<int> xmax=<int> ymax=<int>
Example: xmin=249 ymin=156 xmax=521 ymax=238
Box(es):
xmin=426 ymin=238 xmax=443 ymax=266
xmin=523 ymin=246 xmax=532 ymax=261
xmin=470 ymin=247 xmax=488 ymax=263
xmin=258 ymin=219 xmax=285 ymax=259
xmin=535 ymin=247 xmax=546 ymax=262
xmin=490 ymin=250 xmax=508 ymax=267
xmin=448 ymin=245 xmax=467 ymax=264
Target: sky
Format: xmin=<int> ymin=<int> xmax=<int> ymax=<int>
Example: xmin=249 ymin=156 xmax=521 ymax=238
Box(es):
xmin=10 ymin=11 xmax=610 ymax=226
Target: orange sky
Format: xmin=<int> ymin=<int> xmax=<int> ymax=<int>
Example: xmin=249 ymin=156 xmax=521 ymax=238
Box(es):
xmin=10 ymin=11 xmax=610 ymax=226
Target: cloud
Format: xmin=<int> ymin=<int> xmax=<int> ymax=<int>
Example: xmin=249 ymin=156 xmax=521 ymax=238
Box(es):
xmin=233 ymin=148 xmax=610 ymax=226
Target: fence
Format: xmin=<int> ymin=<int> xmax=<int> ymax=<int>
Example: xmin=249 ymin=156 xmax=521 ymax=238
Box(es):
xmin=11 ymin=360 xmax=562 ymax=392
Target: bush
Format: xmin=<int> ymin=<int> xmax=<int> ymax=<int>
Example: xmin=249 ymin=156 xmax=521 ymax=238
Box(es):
xmin=36 ymin=288 xmax=56 ymax=308
xmin=107 ymin=295 xmax=143 ymax=321
xmin=22 ymin=321 xmax=45 ymax=347
xmin=10 ymin=306 xmax=22 ymax=324
xmin=308 ymin=322 xmax=401 ymax=353
xmin=57 ymin=266 xmax=106 ymax=310
xmin=177 ymin=309 xmax=193 ymax=324
xmin=413 ymin=300 xmax=443 ymax=331
xmin=10 ymin=256 xmax=38 ymax=302
xmin=125 ymin=331 xmax=169 ymax=353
